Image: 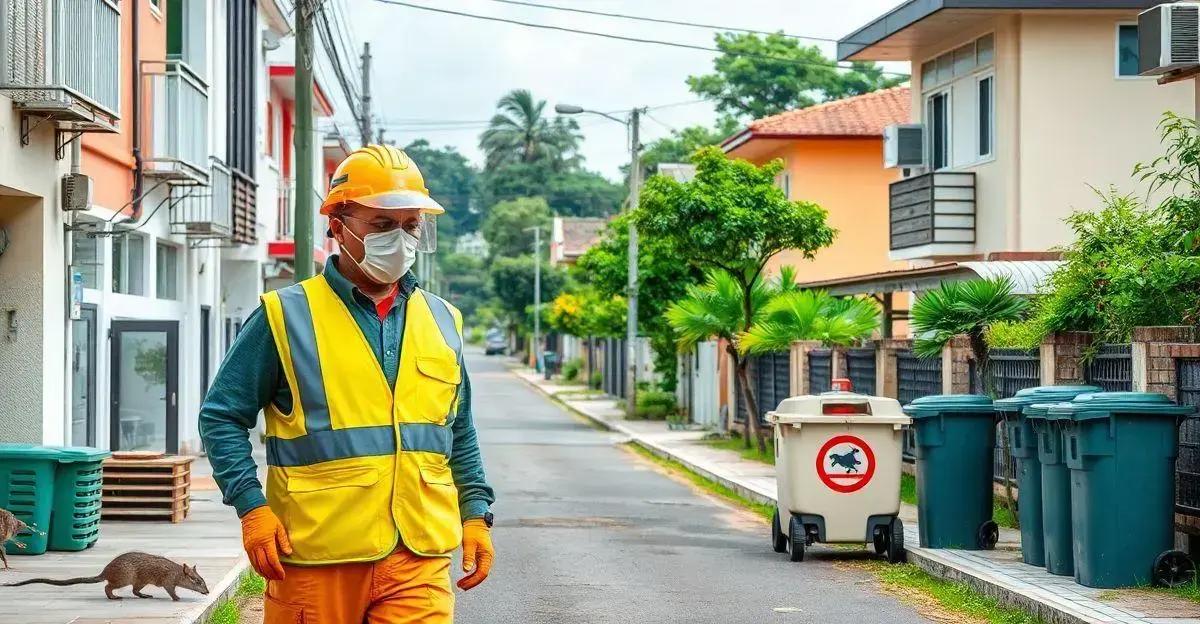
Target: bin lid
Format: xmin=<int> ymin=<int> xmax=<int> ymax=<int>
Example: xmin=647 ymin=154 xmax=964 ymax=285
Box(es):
xmin=903 ymin=394 xmax=994 ymax=418
xmin=993 ymin=385 xmax=1103 ymax=413
xmin=1025 ymin=402 xmax=1070 ymax=420
xmin=1052 ymin=392 xmax=1196 ymax=421
xmin=0 ymin=443 xmax=63 ymax=460
xmin=770 ymin=391 xmax=905 ymax=423
xmin=50 ymin=446 xmax=112 ymax=462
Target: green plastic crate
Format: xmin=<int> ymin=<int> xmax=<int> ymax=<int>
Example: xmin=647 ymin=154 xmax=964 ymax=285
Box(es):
xmin=48 ymin=447 xmax=110 ymax=551
xmin=0 ymin=444 xmax=60 ymax=555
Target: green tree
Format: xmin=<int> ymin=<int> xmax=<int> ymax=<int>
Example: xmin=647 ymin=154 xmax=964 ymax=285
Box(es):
xmin=638 ymin=146 xmax=835 ymax=451
xmin=686 ymin=33 xmax=904 ymax=120
xmin=488 ymin=254 xmax=565 ymax=335
xmin=402 ymin=139 xmax=479 ymax=234
xmin=479 ymin=89 xmax=581 ymax=171
xmin=633 ymin=120 xmax=740 ymax=181
xmin=439 ymin=252 xmax=488 ymax=319
xmin=480 ymin=197 xmax=552 ymax=259
xmin=741 ymin=288 xmax=880 ymax=354
xmin=544 ymin=169 xmax=625 ymax=218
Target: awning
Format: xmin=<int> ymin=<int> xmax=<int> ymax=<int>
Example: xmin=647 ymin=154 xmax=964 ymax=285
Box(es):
xmin=796 ymin=260 xmax=1061 ymax=297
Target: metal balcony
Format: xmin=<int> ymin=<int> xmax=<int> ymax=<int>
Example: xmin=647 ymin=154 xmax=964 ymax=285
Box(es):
xmin=277 ymin=179 xmax=294 ymax=240
xmin=143 ymin=61 xmax=209 ymax=184
xmin=889 ymin=171 xmax=976 ymax=259
xmin=169 ymin=158 xmax=232 ymax=240
xmin=0 ymin=0 xmax=120 ymax=155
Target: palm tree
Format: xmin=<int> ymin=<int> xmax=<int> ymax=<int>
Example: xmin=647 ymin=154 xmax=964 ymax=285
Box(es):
xmin=740 ymin=290 xmax=880 ymax=355
xmin=479 ymin=89 xmax=581 ymax=170
xmin=667 ymin=269 xmax=773 ymax=452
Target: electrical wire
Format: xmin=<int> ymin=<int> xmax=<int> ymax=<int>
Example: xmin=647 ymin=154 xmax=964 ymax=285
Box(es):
xmin=475 ymin=0 xmax=838 ymax=43
xmin=371 ymin=0 xmax=910 ymax=77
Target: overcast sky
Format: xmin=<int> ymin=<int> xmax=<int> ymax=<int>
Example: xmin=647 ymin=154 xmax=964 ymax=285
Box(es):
xmin=318 ymin=0 xmax=909 ymax=181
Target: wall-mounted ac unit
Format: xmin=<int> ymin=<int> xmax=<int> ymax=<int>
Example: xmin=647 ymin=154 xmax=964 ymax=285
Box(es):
xmin=61 ymin=173 xmax=92 ymax=211
xmin=1139 ymin=3 xmax=1200 ymax=75
xmin=883 ymin=124 xmax=923 ymax=169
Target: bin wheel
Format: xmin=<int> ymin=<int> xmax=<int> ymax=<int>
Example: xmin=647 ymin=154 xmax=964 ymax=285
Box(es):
xmin=886 ymin=518 xmax=906 ymax=564
xmin=1153 ymin=550 xmax=1196 ymax=588
xmin=788 ymin=516 xmax=806 ymax=562
xmin=771 ymin=509 xmax=789 ymax=554
xmin=873 ymin=528 xmax=888 ymax=556
xmin=977 ymin=520 xmax=999 ymax=550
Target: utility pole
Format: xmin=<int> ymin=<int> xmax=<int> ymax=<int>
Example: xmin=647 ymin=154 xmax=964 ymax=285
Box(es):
xmin=360 ymin=42 xmax=372 ymax=147
xmin=294 ymin=0 xmax=315 ymax=282
xmin=526 ymin=226 xmax=543 ymax=370
xmin=625 ymin=108 xmax=642 ymax=418
xmin=376 ymin=127 xmax=386 ymax=145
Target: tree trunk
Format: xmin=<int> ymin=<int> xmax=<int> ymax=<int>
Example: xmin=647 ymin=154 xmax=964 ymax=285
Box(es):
xmin=972 ymin=330 xmax=1017 ymax=527
xmin=734 ymin=355 xmax=766 ymax=455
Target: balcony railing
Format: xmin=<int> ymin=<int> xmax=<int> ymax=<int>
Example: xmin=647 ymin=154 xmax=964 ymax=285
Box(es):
xmin=277 ymin=179 xmax=294 ymax=240
xmin=143 ymin=61 xmax=209 ymax=183
xmin=889 ymin=171 xmax=976 ymax=254
xmin=0 ymin=0 xmax=120 ymax=141
xmin=169 ymin=158 xmax=233 ymax=239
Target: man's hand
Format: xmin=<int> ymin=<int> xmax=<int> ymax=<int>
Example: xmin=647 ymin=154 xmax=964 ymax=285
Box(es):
xmin=240 ymin=506 xmax=293 ymax=581
xmin=457 ymin=519 xmax=494 ymax=591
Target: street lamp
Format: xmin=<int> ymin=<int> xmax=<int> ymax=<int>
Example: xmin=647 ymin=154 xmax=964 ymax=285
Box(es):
xmin=557 ymin=102 xmax=644 ymax=419
xmin=524 ymin=225 xmax=543 ymax=372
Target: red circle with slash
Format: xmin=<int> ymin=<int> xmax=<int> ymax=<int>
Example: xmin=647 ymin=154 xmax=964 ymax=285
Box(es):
xmin=816 ymin=434 xmax=876 ymax=493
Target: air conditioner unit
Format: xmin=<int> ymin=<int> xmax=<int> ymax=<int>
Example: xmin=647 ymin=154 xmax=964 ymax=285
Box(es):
xmin=1139 ymin=3 xmax=1200 ymax=75
xmin=883 ymin=124 xmax=924 ymax=169
xmin=61 ymin=173 xmax=92 ymax=211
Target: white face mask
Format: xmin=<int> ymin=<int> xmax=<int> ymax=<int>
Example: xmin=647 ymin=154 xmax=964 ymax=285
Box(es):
xmin=341 ymin=224 xmax=420 ymax=284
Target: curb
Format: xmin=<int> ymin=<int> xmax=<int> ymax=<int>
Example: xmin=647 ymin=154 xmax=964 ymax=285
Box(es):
xmin=513 ymin=370 xmax=1105 ymax=624
xmin=183 ymin=559 xmax=250 ymax=624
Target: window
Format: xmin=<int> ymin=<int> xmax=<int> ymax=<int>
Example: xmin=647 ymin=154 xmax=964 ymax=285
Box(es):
xmin=977 ymin=75 xmax=994 ymax=158
xmin=1117 ymin=24 xmax=1140 ymax=77
xmin=112 ymin=235 xmax=145 ymax=296
xmin=72 ymin=235 xmax=101 ymax=289
xmin=922 ymin=33 xmax=994 ymax=89
xmin=927 ymin=92 xmax=950 ymax=170
xmin=156 ymin=242 xmax=179 ymax=300
xmin=775 ymin=172 xmax=791 ymax=198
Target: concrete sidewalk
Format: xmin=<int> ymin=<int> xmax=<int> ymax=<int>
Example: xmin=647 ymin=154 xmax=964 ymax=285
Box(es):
xmin=514 ymin=367 xmax=1200 ymax=624
xmin=0 ymin=455 xmax=248 ymax=624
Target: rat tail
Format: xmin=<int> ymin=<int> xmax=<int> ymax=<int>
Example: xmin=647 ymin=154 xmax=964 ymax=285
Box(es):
xmin=5 ymin=575 xmax=105 ymax=587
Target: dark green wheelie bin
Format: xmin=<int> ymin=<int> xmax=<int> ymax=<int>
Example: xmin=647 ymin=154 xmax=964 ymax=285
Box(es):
xmin=994 ymin=386 xmax=1100 ymax=568
xmin=903 ymin=395 xmax=998 ymax=550
xmin=1054 ymin=393 xmax=1196 ymax=588
xmin=1027 ymin=401 xmax=1078 ymax=576
xmin=48 ymin=446 xmax=110 ymax=551
xmin=0 ymin=444 xmax=61 ymax=555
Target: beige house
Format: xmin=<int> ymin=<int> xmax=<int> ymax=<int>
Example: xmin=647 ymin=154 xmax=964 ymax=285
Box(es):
xmin=839 ymin=1 xmax=1193 ymax=264
xmin=550 ymin=217 xmax=608 ymax=266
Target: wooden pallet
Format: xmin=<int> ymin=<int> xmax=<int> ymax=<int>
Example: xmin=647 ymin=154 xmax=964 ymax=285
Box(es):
xmin=101 ymin=455 xmax=195 ymax=523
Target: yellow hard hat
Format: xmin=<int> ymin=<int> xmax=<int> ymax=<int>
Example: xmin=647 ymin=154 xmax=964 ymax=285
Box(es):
xmin=321 ymin=144 xmax=445 ymax=216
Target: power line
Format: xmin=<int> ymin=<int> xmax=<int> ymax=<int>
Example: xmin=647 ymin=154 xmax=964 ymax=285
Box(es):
xmin=475 ymin=0 xmax=839 ymax=43
xmin=372 ymin=0 xmax=910 ymax=78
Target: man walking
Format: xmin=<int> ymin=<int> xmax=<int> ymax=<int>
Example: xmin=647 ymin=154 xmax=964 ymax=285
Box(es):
xmin=200 ymin=145 xmax=495 ymax=623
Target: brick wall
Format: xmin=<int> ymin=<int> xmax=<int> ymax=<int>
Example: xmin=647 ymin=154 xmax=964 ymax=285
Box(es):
xmin=1039 ymin=331 xmax=1095 ymax=385
xmin=1133 ymin=326 xmax=1196 ymax=400
xmin=944 ymin=334 xmax=973 ymax=394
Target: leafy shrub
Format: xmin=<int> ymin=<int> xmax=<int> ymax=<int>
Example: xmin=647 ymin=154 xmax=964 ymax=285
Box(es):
xmin=589 ymin=370 xmax=603 ymax=389
xmin=985 ymin=320 xmax=1044 ymax=350
xmin=467 ymin=326 xmax=485 ymax=345
xmin=562 ymin=358 xmax=583 ymax=381
xmin=635 ymin=390 xmax=677 ymax=420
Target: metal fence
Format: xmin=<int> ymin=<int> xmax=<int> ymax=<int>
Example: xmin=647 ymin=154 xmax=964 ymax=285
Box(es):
xmin=808 ymin=348 xmax=832 ymax=394
xmin=988 ymin=349 xmax=1041 ymax=399
xmin=735 ymin=352 xmax=791 ymax=426
xmin=897 ymin=349 xmax=942 ymax=460
xmin=1176 ymin=359 xmax=1200 ymax=517
xmin=1085 ymin=344 xmax=1133 ymax=392
xmin=846 ymin=348 xmax=876 ymax=395
xmin=53 ymin=0 xmax=121 ymax=113
xmin=602 ymin=338 xmax=627 ymax=400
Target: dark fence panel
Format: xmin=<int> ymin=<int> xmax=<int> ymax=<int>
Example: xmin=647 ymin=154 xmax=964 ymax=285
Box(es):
xmin=734 ymin=352 xmax=792 ymax=426
xmin=603 ymin=338 xmax=627 ymax=399
xmin=808 ymin=348 xmax=833 ymax=394
xmin=989 ymin=349 xmax=1041 ymax=399
xmin=1085 ymin=344 xmax=1132 ymax=392
xmin=1177 ymin=359 xmax=1200 ymax=516
xmin=897 ymin=349 xmax=942 ymax=461
xmin=847 ymin=348 xmax=876 ymax=395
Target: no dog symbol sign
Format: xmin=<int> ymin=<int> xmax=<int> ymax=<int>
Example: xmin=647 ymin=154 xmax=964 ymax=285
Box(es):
xmin=815 ymin=435 xmax=876 ymax=493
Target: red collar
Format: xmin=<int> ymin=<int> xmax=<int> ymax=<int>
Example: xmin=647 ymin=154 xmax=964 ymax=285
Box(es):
xmin=373 ymin=284 xmax=399 ymax=319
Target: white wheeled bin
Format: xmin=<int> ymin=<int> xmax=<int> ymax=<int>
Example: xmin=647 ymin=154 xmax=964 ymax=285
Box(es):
xmin=768 ymin=391 xmax=911 ymax=563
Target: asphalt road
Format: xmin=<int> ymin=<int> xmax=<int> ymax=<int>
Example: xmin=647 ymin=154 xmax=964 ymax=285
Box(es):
xmin=454 ymin=351 xmax=931 ymax=624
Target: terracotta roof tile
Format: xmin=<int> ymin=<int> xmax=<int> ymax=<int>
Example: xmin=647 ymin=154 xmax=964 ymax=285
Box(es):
xmin=724 ymin=86 xmax=910 ymax=146
xmin=560 ymin=217 xmax=608 ymax=258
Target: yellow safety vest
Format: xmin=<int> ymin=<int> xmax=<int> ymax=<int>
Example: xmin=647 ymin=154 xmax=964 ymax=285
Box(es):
xmin=260 ymin=275 xmax=464 ymax=564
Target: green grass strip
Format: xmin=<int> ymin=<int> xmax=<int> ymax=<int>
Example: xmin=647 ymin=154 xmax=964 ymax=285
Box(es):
xmin=626 ymin=441 xmax=775 ymax=521
xmin=702 ymin=435 xmax=776 ymax=466
xmin=899 ymin=473 xmax=1018 ymax=529
xmin=871 ymin=562 xmax=1045 ymax=623
xmin=206 ymin=571 xmax=266 ymax=624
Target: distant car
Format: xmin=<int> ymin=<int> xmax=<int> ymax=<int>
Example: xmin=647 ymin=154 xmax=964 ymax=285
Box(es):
xmin=484 ymin=329 xmax=506 ymax=356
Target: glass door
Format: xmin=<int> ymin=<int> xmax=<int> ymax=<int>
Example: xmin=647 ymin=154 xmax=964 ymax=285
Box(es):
xmin=110 ymin=321 xmax=179 ymax=453
xmin=70 ymin=305 xmax=98 ymax=446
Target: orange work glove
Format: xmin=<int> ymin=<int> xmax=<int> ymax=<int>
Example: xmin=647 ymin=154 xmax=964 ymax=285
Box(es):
xmin=456 ymin=519 xmax=494 ymax=591
xmin=241 ymin=506 xmax=293 ymax=581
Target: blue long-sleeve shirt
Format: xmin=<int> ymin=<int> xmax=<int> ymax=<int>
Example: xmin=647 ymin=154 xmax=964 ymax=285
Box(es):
xmin=198 ymin=257 xmax=494 ymax=522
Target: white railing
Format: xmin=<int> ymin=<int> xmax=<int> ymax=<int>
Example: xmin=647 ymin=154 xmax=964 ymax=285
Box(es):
xmin=52 ymin=0 xmax=120 ymax=113
xmin=169 ymin=158 xmax=233 ymax=238
xmin=277 ymin=179 xmax=294 ymax=240
xmin=146 ymin=61 xmax=209 ymax=179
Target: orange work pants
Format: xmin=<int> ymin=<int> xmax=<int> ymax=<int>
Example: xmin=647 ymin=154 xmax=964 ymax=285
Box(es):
xmin=263 ymin=547 xmax=453 ymax=624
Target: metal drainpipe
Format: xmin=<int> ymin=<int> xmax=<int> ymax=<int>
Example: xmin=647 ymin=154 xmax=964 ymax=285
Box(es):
xmin=130 ymin=0 xmax=143 ymax=220
xmin=62 ymin=137 xmax=81 ymax=444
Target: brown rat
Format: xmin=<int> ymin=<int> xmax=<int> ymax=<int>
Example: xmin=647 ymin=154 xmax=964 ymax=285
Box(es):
xmin=4 ymin=551 xmax=210 ymax=601
xmin=0 ymin=507 xmax=37 ymax=569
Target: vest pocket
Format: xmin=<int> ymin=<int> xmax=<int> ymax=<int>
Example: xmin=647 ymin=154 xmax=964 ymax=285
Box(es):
xmin=413 ymin=356 xmax=462 ymax=423
xmin=278 ymin=462 xmax=396 ymax=563
xmin=404 ymin=461 xmax=462 ymax=554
